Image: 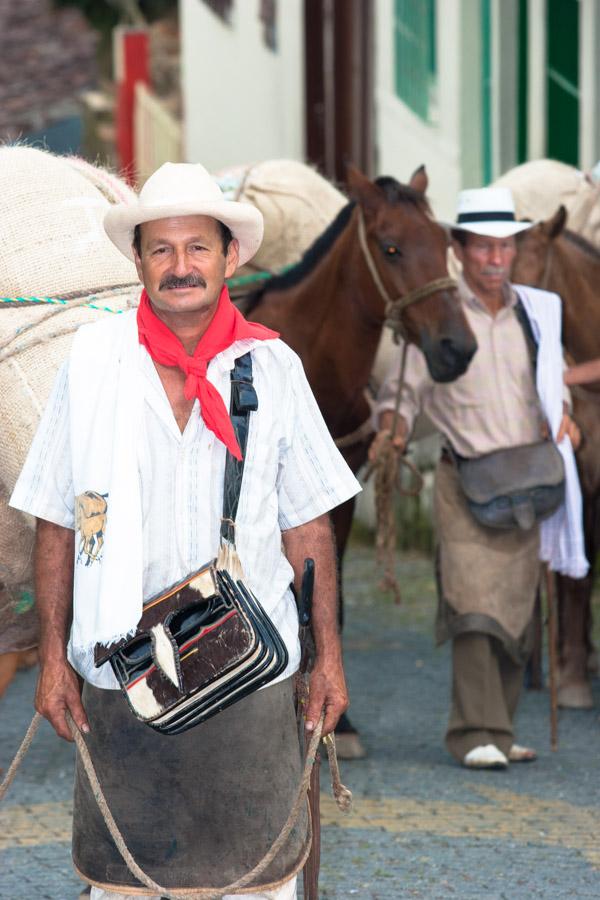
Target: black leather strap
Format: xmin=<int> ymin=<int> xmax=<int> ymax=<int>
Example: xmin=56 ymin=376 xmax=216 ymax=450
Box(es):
xmin=514 ymin=296 xmax=539 ymax=375
xmin=221 ymin=352 xmax=258 ymax=541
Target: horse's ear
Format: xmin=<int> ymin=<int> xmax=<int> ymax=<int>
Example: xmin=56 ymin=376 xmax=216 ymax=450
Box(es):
xmin=541 ymin=205 xmax=568 ymax=240
xmin=345 ymin=163 xmax=383 ymax=219
xmin=409 ymin=164 xmax=428 ymax=194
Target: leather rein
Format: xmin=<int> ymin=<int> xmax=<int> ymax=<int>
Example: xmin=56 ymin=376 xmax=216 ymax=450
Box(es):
xmin=356 ymin=209 xmax=457 ymax=343
xmin=334 ymin=211 xmax=457 ymax=451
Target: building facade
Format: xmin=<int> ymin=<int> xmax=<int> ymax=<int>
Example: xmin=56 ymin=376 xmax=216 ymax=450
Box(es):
xmin=179 ymin=0 xmax=600 ymax=216
xmin=181 ymin=0 xmax=304 ymax=172
xmin=375 ymin=0 xmax=600 ymax=218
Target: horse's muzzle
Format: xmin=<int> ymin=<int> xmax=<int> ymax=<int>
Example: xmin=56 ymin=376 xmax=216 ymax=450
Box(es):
xmin=422 ymin=331 xmax=478 ymax=383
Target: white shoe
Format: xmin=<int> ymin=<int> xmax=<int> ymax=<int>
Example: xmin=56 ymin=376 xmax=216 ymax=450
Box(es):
xmin=508 ymin=743 xmax=537 ymax=762
xmin=463 ymin=744 xmax=508 ymax=769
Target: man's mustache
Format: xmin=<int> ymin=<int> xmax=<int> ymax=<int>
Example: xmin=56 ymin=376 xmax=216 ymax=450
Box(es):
xmin=159 ymin=273 xmax=207 ymax=290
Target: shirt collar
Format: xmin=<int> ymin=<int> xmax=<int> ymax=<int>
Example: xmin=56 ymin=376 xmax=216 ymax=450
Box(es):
xmin=458 ymin=275 xmax=517 ymax=315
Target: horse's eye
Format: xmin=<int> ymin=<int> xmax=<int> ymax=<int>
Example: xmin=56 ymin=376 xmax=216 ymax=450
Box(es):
xmin=382 ymin=243 xmax=401 ymax=258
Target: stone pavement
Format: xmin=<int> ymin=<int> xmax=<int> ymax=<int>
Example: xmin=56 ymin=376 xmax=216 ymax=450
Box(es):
xmin=2 ymin=542 xmax=600 ymax=899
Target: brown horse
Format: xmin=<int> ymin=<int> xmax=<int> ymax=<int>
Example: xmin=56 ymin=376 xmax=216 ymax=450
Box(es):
xmin=512 ymin=206 xmax=600 ymax=708
xmin=241 ymin=164 xmax=477 ymax=748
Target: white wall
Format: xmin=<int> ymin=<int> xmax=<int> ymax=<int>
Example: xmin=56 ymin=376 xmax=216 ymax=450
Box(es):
xmin=579 ymin=0 xmax=600 ymax=170
xmin=180 ymin=0 xmax=304 ymax=172
xmin=374 ymin=0 xmax=463 ymax=220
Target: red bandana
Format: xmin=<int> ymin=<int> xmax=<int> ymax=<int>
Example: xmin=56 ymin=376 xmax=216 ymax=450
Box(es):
xmin=137 ymin=285 xmax=278 ymax=459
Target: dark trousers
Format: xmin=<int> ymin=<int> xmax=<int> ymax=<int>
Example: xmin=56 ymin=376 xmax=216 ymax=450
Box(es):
xmin=445 ymin=632 xmax=524 ymax=761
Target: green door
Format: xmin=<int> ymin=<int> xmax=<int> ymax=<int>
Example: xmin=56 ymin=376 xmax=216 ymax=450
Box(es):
xmin=394 ymin=0 xmax=436 ymax=121
xmin=546 ymin=0 xmax=579 ymax=165
xmin=480 ymin=0 xmax=492 ymax=183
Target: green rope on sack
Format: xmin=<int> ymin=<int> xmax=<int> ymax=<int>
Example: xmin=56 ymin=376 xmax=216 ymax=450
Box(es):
xmin=226 ymin=263 xmax=295 ymax=290
xmin=0 ymin=264 xmax=296 ymax=313
xmin=0 ymin=296 xmax=124 ymax=314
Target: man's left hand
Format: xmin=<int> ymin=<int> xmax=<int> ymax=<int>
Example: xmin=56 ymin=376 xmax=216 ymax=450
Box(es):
xmin=305 ymin=657 xmax=349 ymax=737
xmin=557 ymin=413 xmax=581 ymax=451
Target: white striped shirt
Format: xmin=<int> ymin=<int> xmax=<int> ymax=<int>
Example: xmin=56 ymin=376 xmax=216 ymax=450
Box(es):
xmin=11 ymin=332 xmax=360 ymax=688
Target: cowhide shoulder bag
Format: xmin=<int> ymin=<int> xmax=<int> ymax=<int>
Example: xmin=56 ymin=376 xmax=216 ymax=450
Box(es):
xmin=94 ymin=352 xmax=288 ymax=734
xmin=450 ymin=297 xmax=565 ymax=531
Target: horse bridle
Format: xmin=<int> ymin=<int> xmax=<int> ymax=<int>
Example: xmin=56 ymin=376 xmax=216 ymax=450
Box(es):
xmin=356 ymin=210 xmax=457 ymax=344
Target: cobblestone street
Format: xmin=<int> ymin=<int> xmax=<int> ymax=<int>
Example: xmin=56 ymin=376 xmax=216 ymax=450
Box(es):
xmin=2 ymin=541 xmax=600 ymax=899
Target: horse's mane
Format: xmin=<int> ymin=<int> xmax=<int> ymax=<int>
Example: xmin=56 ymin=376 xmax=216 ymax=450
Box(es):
xmin=563 ymin=228 xmax=600 ymax=264
xmin=242 ymin=201 xmax=356 ymax=313
xmin=242 ymin=176 xmax=430 ymax=314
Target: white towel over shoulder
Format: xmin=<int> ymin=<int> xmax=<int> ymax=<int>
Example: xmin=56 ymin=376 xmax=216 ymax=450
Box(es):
xmin=516 ymin=284 xmax=588 ymax=579
xmin=69 ymin=310 xmax=145 ymax=659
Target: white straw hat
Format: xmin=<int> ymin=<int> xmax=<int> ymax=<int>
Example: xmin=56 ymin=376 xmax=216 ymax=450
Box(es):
xmin=104 ymin=162 xmax=264 ymax=266
xmin=451 ymin=187 xmax=534 ymax=238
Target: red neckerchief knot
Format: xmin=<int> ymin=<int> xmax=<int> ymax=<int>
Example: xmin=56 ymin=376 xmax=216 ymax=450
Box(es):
xmin=137 ymin=285 xmax=278 ymax=459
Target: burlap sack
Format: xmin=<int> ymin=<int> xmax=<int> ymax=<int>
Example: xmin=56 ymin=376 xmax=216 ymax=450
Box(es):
xmin=495 ymin=159 xmax=600 ymax=249
xmin=0 ymin=146 xmax=140 ymax=651
xmin=0 ymin=477 xmax=37 ymax=653
xmin=216 ymin=159 xmax=347 ymax=275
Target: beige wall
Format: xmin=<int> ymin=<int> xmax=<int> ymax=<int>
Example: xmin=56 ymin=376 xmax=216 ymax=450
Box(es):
xmin=181 ymin=0 xmax=304 ymax=171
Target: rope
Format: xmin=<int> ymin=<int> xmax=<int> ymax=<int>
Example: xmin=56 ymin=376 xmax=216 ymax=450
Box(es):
xmin=0 ymin=711 xmax=42 ymax=803
xmin=226 ymin=264 xmax=295 ymax=291
xmin=0 ymin=283 xmax=140 ymax=305
xmin=0 ymin=296 xmax=125 ymax=314
xmin=364 ymin=343 xmax=424 ymax=604
xmin=0 ymin=271 xmax=299 ymax=306
xmin=383 ymin=277 xmax=459 ymax=343
xmin=322 ymin=733 xmax=352 ymax=813
xmin=1 ymin=705 xmax=352 ymax=898
xmin=0 ymin=287 xmax=140 ymax=364
xmin=334 ymin=415 xmax=374 ymax=450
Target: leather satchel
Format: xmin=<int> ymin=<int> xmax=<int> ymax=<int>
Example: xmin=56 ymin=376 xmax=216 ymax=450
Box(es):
xmin=94 ymin=352 xmax=288 ymax=734
xmin=452 ymin=297 xmax=566 ymax=531
xmin=453 ymin=440 xmax=565 ymax=531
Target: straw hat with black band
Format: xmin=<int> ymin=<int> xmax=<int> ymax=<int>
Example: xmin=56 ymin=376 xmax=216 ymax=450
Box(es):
xmin=450 ymin=186 xmax=534 ymax=239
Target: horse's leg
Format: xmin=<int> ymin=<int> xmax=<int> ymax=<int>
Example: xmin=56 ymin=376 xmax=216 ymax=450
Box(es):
xmin=85 ymin=535 xmax=95 ymax=566
xmin=586 ymin=500 xmax=599 ymax=676
xmin=557 ymin=573 xmax=594 ymax=708
xmin=329 ymin=495 xmax=368 ymax=758
xmin=556 ymin=494 xmax=596 ymax=708
xmin=331 ymin=497 xmax=356 ymax=630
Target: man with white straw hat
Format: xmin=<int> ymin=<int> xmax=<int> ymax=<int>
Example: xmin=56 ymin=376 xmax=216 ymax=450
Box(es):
xmin=10 ymin=161 xmax=360 ymax=898
xmin=370 ymin=185 xmax=585 ymax=770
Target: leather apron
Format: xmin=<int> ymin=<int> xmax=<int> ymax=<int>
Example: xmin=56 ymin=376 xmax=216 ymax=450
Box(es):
xmin=73 ymin=676 xmax=309 ymax=894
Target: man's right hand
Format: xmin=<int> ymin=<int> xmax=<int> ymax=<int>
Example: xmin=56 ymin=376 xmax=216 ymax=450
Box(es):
xmin=35 ymin=658 xmax=90 ymax=742
xmin=368 ymin=412 xmax=408 ymax=462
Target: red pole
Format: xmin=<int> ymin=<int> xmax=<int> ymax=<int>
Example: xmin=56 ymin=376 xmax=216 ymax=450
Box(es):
xmin=114 ymin=28 xmax=150 ymax=184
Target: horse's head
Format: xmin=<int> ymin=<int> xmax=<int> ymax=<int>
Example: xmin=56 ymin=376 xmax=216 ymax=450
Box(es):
xmin=511 ymin=205 xmax=568 ymax=287
xmin=347 ymin=165 xmax=476 ymax=383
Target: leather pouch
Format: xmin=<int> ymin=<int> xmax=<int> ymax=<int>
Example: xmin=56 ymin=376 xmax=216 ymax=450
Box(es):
xmin=453 ymin=440 xmax=565 ymax=530
xmin=94 ymin=560 xmax=288 ymax=734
